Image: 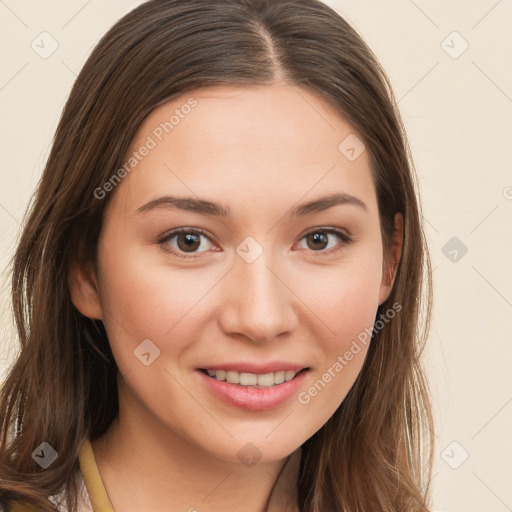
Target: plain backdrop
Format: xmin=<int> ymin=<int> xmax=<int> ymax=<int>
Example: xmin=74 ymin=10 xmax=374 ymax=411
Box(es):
xmin=1 ymin=1 xmax=511 ymax=511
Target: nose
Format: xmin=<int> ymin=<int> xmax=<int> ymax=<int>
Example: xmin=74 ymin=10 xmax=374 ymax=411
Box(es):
xmin=217 ymin=249 xmax=298 ymax=344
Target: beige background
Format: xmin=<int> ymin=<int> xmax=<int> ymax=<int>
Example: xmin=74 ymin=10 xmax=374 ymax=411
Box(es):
xmin=1 ymin=1 xmax=511 ymax=510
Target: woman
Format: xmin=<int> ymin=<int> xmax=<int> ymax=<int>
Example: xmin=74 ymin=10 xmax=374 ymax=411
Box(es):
xmin=0 ymin=0 xmax=434 ymax=510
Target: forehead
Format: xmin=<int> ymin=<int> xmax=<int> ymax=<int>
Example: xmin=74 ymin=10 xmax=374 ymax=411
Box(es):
xmin=110 ymin=83 xmax=377 ymax=218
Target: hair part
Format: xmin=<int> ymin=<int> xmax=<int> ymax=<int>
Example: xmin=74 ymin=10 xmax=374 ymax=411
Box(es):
xmin=0 ymin=1 xmax=434 ymax=510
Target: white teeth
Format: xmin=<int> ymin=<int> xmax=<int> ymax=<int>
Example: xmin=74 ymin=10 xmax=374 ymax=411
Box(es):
xmin=204 ymin=369 xmax=299 ymax=387
xmin=239 ymin=373 xmax=258 ymax=386
xmin=274 ymin=371 xmax=285 ymax=384
xmin=257 ymin=373 xmax=275 ymax=387
xmin=285 ymin=370 xmax=296 ymax=382
xmin=226 ymin=371 xmax=240 ymax=384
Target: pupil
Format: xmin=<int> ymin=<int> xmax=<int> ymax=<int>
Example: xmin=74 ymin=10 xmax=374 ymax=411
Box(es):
xmin=308 ymin=232 xmax=327 ymax=250
xmin=178 ymin=233 xmax=200 ymax=252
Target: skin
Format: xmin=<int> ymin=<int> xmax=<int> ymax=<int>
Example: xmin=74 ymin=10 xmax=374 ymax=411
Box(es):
xmin=70 ymin=82 xmax=403 ymax=512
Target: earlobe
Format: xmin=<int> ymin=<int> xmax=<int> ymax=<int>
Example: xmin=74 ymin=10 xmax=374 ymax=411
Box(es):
xmin=68 ymin=261 xmax=103 ymax=320
xmin=378 ymin=213 xmax=404 ymax=305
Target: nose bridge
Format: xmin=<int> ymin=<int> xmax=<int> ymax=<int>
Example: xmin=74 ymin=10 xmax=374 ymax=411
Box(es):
xmin=218 ymin=245 xmax=296 ymax=342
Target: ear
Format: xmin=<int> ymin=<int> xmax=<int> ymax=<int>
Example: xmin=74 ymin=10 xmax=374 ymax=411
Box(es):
xmin=378 ymin=213 xmax=404 ymax=306
xmin=68 ymin=260 xmax=103 ymax=320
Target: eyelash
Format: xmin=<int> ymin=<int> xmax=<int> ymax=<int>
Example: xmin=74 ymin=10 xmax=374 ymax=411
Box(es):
xmin=157 ymin=227 xmax=353 ymax=260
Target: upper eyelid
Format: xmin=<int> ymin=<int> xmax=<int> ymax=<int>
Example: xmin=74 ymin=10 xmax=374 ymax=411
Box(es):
xmin=297 ymin=226 xmax=351 ymax=240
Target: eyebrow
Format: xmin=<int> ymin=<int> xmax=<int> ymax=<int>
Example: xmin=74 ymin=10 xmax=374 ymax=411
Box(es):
xmin=135 ymin=192 xmax=367 ymax=217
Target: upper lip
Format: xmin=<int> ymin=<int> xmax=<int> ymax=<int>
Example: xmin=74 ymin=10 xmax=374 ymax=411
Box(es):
xmin=197 ymin=362 xmax=310 ymax=374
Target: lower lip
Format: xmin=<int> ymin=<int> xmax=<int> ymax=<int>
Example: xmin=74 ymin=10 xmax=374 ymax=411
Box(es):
xmin=196 ymin=369 xmax=309 ymax=411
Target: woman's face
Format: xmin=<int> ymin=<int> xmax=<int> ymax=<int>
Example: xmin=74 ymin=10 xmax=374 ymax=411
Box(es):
xmin=75 ymin=83 xmax=396 ymax=463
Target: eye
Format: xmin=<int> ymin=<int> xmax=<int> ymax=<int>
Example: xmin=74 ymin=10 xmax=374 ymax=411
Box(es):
xmin=158 ymin=226 xmax=352 ymax=259
xmin=296 ymin=228 xmax=352 ymax=254
xmin=158 ymin=228 xmax=217 ymax=258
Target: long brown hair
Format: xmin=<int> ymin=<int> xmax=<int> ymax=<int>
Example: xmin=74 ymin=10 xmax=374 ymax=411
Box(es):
xmin=0 ymin=0 xmax=434 ymax=510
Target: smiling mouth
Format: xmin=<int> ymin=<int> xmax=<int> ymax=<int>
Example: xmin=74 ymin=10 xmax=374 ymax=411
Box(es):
xmin=199 ymin=368 xmax=309 ymax=388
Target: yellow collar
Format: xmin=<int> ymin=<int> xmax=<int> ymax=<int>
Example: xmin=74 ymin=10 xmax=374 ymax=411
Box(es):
xmin=79 ymin=439 xmax=115 ymax=512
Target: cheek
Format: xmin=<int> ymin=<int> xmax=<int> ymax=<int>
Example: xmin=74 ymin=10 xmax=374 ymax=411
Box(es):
xmin=301 ymin=254 xmax=382 ymax=351
xmin=95 ymin=241 xmax=220 ymax=364
xmin=293 ymin=264 xmax=381 ymax=434
xmin=324 ymin=275 xmax=379 ymax=346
